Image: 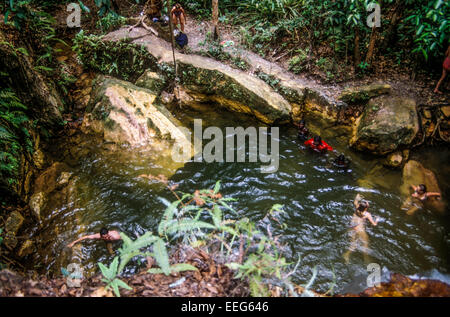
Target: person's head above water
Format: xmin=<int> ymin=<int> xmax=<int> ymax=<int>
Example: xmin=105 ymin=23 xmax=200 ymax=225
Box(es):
xmin=356 ymin=201 xmax=369 ymax=216
xmin=100 ymin=227 xmax=109 ymax=238
xmin=417 ymin=184 xmax=427 ymax=194
xmin=299 ymin=119 xmax=306 ymax=127
xmin=337 ymin=154 xmax=346 ymax=163
xmin=313 ymin=136 xmax=322 ymax=146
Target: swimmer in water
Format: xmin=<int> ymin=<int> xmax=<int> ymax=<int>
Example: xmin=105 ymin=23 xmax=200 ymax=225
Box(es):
xmin=343 ymin=194 xmax=379 ymax=264
xmin=67 ymin=227 xmax=122 ymax=254
xmin=332 ymin=154 xmax=351 ymax=170
xmin=295 ymin=120 xmax=310 ymax=141
xmin=402 ymin=184 xmax=442 ymax=215
xmin=304 ymin=135 xmax=333 ymax=153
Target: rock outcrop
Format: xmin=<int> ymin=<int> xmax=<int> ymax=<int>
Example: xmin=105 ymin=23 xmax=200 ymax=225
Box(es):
xmin=351 ymin=96 xmax=419 ymax=155
xmin=82 ymin=75 xmax=193 ymax=152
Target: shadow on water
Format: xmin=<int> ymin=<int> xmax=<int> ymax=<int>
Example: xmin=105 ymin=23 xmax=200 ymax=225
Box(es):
xmin=33 ymin=105 xmax=450 ymax=294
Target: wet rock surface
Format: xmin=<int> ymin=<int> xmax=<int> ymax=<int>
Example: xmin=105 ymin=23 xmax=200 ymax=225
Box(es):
xmin=351 ymin=96 xmax=419 ymax=155
xmin=82 ymin=75 xmax=192 ymax=151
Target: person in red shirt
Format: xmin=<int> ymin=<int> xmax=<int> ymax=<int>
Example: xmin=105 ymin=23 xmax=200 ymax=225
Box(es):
xmin=304 ymin=136 xmax=333 ymax=153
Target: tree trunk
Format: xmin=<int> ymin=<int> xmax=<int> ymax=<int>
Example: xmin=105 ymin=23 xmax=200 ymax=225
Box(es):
xmin=354 ymin=27 xmax=361 ymax=68
xmin=110 ymin=0 xmax=120 ymax=14
xmin=212 ymin=0 xmax=219 ymax=40
xmin=382 ymin=1 xmax=403 ymax=52
xmin=366 ymin=25 xmax=377 ymax=64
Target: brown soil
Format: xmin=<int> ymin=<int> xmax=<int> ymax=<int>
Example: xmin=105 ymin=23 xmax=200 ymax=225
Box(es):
xmin=0 ymin=247 xmax=249 ymax=297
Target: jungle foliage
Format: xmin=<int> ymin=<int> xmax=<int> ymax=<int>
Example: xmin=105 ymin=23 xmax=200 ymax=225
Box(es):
xmin=178 ymin=0 xmax=449 ymax=74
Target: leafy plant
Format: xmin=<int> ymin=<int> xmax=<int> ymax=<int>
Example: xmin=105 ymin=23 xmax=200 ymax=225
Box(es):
xmin=98 ymin=257 xmax=132 ymax=297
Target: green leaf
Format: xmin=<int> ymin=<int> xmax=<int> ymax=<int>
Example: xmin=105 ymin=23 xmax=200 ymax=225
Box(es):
xmin=213 ymin=180 xmax=221 ymax=194
xmin=98 ymin=262 xmax=113 ymax=280
xmin=212 ymin=204 xmax=222 ymax=227
xmin=153 ymin=238 xmax=171 ymax=275
xmin=170 ymin=263 xmax=198 ymax=273
xmin=115 ymin=278 xmax=132 ymax=290
xmin=165 ymin=220 xmax=216 ymax=235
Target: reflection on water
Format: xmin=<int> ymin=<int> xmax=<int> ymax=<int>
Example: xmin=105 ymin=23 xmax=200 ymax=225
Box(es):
xmin=32 ymin=106 xmax=450 ymax=294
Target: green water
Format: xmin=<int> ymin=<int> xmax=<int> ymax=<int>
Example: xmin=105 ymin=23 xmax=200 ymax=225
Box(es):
xmin=32 ymin=106 xmax=450 ymax=294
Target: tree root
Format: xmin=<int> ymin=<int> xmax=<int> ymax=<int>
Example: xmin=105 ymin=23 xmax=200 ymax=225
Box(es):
xmin=127 ymin=15 xmax=158 ymax=36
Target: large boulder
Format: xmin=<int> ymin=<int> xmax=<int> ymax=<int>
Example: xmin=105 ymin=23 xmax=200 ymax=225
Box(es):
xmin=82 ymin=76 xmax=193 ymax=151
xmin=400 ymin=160 xmax=445 ymax=213
xmin=350 ymin=96 xmax=419 ymax=155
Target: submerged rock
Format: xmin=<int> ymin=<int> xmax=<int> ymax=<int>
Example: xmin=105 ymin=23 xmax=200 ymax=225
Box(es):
xmin=351 ymin=96 xmax=419 ymax=155
xmin=384 ymin=151 xmax=403 ymax=168
xmin=339 ymin=83 xmax=391 ymax=104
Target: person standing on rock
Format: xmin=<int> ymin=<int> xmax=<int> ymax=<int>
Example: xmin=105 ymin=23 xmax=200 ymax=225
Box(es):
xmin=434 ymin=44 xmax=450 ymax=94
xmin=343 ymin=194 xmax=379 ymax=264
xmin=171 ymin=3 xmax=186 ymax=32
xmin=67 ymin=227 xmax=122 ymax=254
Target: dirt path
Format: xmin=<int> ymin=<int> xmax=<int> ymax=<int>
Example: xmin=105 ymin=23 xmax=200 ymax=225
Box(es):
xmin=182 ymin=14 xmax=449 ymax=106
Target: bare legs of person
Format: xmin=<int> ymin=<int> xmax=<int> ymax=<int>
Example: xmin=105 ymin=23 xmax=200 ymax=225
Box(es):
xmin=434 ymin=68 xmax=448 ymax=94
xmin=172 ymin=14 xmax=185 ymax=32
xmin=401 ymin=197 xmax=422 ymax=216
xmin=343 ymin=229 xmax=370 ymax=264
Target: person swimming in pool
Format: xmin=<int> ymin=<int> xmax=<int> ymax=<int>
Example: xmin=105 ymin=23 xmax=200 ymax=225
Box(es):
xmin=402 ymin=184 xmax=442 ymax=215
xmin=332 ymin=154 xmax=351 ymax=170
xmin=67 ymin=227 xmax=122 ymax=254
xmin=171 ymin=3 xmax=186 ymax=32
xmin=295 ymin=119 xmax=310 ymax=141
xmin=343 ymin=194 xmax=379 ymax=264
xmin=304 ymin=135 xmax=333 ymax=153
